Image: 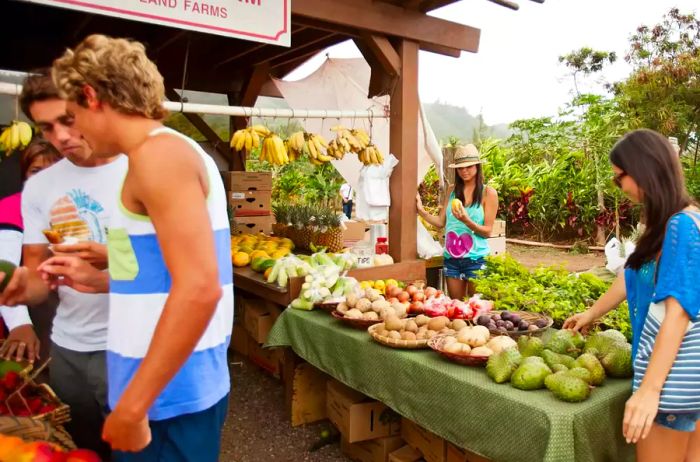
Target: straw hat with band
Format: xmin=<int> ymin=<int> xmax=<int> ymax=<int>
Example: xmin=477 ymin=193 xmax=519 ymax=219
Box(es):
xmin=448 ymin=144 xmax=486 ymax=168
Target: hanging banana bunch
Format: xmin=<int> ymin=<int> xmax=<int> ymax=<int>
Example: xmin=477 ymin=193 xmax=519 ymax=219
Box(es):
xmin=287 ymin=130 xmax=306 ymax=161
xmin=260 ymin=133 xmax=290 ymax=166
xmin=358 ymin=144 xmax=385 ymax=166
xmin=0 ymin=121 xmax=33 ymax=154
xmin=305 ymin=133 xmax=333 ymax=165
xmin=230 ymin=125 xmax=271 ymax=155
xmin=330 ymin=125 xmax=370 ymax=155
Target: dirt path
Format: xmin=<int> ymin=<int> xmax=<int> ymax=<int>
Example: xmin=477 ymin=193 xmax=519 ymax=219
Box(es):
xmin=507 ymin=244 xmax=605 ymax=272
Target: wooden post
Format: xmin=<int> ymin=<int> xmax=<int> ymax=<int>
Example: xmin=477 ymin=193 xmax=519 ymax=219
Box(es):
xmin=388 ymin=40 xmax=419 ymax=262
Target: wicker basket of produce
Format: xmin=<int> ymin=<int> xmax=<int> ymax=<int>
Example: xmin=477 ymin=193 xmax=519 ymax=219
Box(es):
xmin=315 ymin=299 xmax=342 ymax=314
xmin=0 ymin=416 xmax=76 ymax=450
xmin=331 ymin=310 xmax=381 ymax=329
xmin=428 ymin=335 xmax=489 ymax=367
xmin=473 ymin=310 xmax=553 ymax=339
xmin=367 ymin=323 xmax=431 ymax=350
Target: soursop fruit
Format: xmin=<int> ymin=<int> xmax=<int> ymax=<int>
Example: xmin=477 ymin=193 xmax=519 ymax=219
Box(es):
xmin=574 ymin=353 xmax=606 ymax=386
xmin=523 ymin=356 xmax=546 ymax=366
xmin=511 ymin=362 xmax=552 ymax=390
xmin=551 ymin=364 xmax=569 ymax=373
xmin=600 ymin=343 xmax=633 ymax=378
xmin=486 ymin=348 xmax=523 ymax=384
xmin=599 ymin=329 xmax=627 ymax=344
xmin=545 ymin=330 xmax=583 ymax=358
xmin=545 ymin=373 xmax=591 ymax=402
xmin=565 ymin=367 xmax=592 ymax=384
xmin=542 ymin=349 xmax=576 ymax=369
xmin=518 ymin=335 xmax=544 ymax=357
xmin=584 ymin=330 xmax=627 ymax=359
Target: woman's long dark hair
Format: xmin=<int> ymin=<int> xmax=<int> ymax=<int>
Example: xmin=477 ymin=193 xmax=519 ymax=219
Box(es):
xmin=454 ymin=163 xmax=484 ymax=208
xmin=611 ymin=129 xmax=691 ymax=269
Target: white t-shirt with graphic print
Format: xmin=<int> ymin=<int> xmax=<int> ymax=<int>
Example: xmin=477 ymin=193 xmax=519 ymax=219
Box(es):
xmin=21 ymin=156 xmax=128 ymax=352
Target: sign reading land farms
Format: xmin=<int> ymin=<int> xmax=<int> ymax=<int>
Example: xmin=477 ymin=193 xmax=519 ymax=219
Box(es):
xmin=22 ymin=0 xmax=290 ymax=46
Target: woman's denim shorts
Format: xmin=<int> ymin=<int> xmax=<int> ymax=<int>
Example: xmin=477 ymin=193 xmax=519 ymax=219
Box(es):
xmin=655 ymin=411 xmax=700 ymax=432
xmin=443 ymin=257 xmax=486 ymax=281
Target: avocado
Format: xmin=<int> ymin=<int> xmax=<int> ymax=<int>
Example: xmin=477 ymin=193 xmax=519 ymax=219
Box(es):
xmin=0 ymin=259 xmax=16 ymax=293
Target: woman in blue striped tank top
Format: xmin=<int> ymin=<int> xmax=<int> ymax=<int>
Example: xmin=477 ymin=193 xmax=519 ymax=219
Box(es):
xmin=417 ymin=144 xmax=498 ymax=300
xmin=564 ymin=129 xmax=700 ymax=461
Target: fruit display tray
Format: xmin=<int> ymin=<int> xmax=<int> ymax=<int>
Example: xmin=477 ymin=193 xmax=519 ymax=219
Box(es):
xmin=486 ymin=311 xmax=553 ymax=339
xmin=367 ymin=324 xmax=430 ymax=350
xmin=331 ymin=310 xmax=382 ymax=329
xmin=428 ymin=336 xmax=489 ymax=367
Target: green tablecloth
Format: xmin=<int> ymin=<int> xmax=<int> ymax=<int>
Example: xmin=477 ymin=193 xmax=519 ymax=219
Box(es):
xmin=266 ymin=309 xmax=636 ymax=462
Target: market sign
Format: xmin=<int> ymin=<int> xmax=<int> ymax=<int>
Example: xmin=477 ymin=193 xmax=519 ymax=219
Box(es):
xmin=21 ymin=0 xmax=291 ymax=46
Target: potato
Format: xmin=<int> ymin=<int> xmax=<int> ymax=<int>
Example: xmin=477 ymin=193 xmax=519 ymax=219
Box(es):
xmin=443 ymin=336 xmax=458 ymax=347
xmin=388 ymin=331 xmax=402 ymax=340
xmin=415 ymin=314 xmax=431 ymax=327
xmin=337 ymin=302 xmax=349 ymax=314
xmin=371 ymin=299 xmax=391 ymax=313
xmin=428 ymin=316 xmax=450 ymax=332
xmin=451 ymin=319 xmax=468 ymax=331
xmin=384 ymin=315 xmax=404 ymax=331
xmin=346 ymin=293 xmax=358 ymax=308
xmin=401 ymin=331 xmax=417 ymax=341
xmin=363 ymin=311 xmax=379 ymax=320
xmin=356 ymin=298 xmax=372 ymax=313
xmin=470 ymin=346 xmax=493 ymax=357
xmin=405 ymin=320 xmax=419 ymax=333
xmin=345 ymin=308 xmax=363 ymax=319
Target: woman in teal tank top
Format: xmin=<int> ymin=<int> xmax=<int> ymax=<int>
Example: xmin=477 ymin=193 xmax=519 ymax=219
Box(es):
xmin=417 ymin=144 xmax=499 ymax=300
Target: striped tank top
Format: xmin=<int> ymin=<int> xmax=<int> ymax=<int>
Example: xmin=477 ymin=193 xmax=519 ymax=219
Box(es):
xmin=106 ymin=127 xmax=234 ymax=420
xmin=632 ymin=211 xmax=700 ymax=412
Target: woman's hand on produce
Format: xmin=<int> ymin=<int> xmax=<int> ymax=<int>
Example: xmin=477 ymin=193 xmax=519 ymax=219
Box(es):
xmin=623 ymin=386 xmax=659 ymax=444
xmin=453 ymin=205 xmax=473 ymax=226
xmin=563 ymin=310 xmax=595 ymax=334
xmin=0 ymin=324 xmax=40 ymax=363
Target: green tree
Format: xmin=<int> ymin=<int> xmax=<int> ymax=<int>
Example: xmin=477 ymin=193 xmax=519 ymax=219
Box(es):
xmin=559 ymin=47 xmax=617 ymax=96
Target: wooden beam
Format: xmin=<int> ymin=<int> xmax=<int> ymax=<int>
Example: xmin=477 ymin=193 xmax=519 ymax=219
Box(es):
xmin=388 ymin=40 xmax=420 ymax=262
xmin=165 ymin=88 xmax=230 ymax=159
xmin=353 ymin=37 xmax=397 ymax=98
xmin=229 ymin=64 xmax=271 ymax=171
xmin=361 ymin=33 xmax=400 ymax=76
xmin=255 ymin=31 xmax=340 ymax=66
xmin=269 ymin=34 xmax=345 ymax=69
xmin=292 ymin=0 xmax=480 ymax=53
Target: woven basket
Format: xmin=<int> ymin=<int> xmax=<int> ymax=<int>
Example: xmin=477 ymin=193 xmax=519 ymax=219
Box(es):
xmin=367 ymin=323 xmax=430 ymax=350
xmin=487 ymin=311 xmax=553 ymax=339
xmin=428 ymin=336 xmax=489 ymax=367
xmin=271 ymin=223 xmax=287 ymax=238
xmin=315 ymin=300 xmax=341 ymax=313
xmin=331 ymin=310 xmax=381 ymax=329
xmin=0 ymin=416 xmax=76 ymax=451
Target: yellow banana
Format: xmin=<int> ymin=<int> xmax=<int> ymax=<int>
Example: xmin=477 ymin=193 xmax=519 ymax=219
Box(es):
xmin=275 ymin=136 xmax=289 ymax=164
xmin=233 ymin=130 xmax=246 ymax=151
xmin=252 ymin=125 xmax=271 ymax=137
xmin=244 ymin=131 xmax=253 ymax=153
xmin=17 ymin=122 xmax=32 ymax=148
xmin=230 ymin=130 xmax=239 ymax=149
xmin=0 ymin=127 xmax=9 ymax=151
xmin=313 ymin=134 xmax=328 ymax=148
xmin=10 ymin=124 xmax=20 ymax=151
xmin=251 ymin=130 xmax=260 ymax=149
xmin=307 ymin=137 xmax=319 ymax=159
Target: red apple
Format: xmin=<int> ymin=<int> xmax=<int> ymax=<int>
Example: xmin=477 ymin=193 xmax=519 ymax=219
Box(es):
xmin=413 ymin=292 xmax=426 ymax=302
xmin=397 ymin=292 xmax=410 ymax=303
xmin=389 ymin=286 xmax=403 ymax=298
xmin=406 ymin=285 xmax=418 ymax=297
xmin=388 ymin=297 xmax=399 ymax=304
xmin=424 ymin=287 xmax=437 ymax=299
xmin=66 ymin=449 xmax=102 ymax=462
xmin=412 ymin=301 xmax=424 ymax=313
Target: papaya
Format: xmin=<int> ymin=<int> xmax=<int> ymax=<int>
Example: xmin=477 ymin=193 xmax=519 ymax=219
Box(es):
xmin=0 ymin=260 xmax=16 ymax=293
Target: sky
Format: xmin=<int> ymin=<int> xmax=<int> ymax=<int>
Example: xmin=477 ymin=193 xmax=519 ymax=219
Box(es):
xmin=287 ymin=0 xmax=699 ymax=126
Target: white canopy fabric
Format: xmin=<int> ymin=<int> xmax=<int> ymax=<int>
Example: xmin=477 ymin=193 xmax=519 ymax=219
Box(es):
xmin=270 ymin=57 xmax=443 ymax=258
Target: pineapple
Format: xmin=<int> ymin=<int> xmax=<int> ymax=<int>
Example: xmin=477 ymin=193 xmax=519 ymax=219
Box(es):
xmin=298 ymin=205 xmax=316 ymax=250
xmin=314 ymin=210 xmax=344 ymax=252
xmin=271 ymin=203 xmax=288 ymax=237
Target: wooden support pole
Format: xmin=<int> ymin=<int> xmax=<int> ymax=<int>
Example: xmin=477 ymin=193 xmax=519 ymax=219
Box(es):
xmin=388 ymin=40 xmax=420 ymax=262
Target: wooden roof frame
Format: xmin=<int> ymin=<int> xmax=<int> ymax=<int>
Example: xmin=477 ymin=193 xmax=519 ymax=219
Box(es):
xmin=0 ymin=0 xmax=486 ymax=262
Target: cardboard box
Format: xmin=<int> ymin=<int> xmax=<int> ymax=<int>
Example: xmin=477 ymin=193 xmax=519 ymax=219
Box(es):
xmin=230 ymin=324 xmax=249 ymax=356
xmin=446 ymin=443 xmax=491 ymax=462
xmin=229 ymin=190 xmax=272 ymax=216
xmin=388 ymin=445 xmax=423 ymax=462
xmin=343 ymin=220 xmax=368 ymax=244
xmin=247 ymin=338 xmax=282 ymax=378
xmin=286 ymin=362 xmax=330 ymax=426
xmin=233 ymin=215 xmax=274 ymax=235
xmin=401 ymin=418 xmax=446 ymax=462
xmin=490 ymin=219 xmax=506 ymax=237
xmin=342 ymin=436 xmax=405 ymax=462
xmin=486 ymin=236 xmax=506 ymax=256
xmin=222 ymin=171 xmax=272 ymax=191
xmin=243 ymin=300 xmax=282 ymax=344
xmin=327 ymin=380 xmax=401 ymax=443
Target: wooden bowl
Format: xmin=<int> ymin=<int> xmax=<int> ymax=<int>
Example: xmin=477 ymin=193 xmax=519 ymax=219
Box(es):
xmin=331 ymin=310 xmax=381 ymax=329
xmin=367 ymin=323 xmax=430 ymax=349
xmin=428 ymin=336 xmax=490 ymax=367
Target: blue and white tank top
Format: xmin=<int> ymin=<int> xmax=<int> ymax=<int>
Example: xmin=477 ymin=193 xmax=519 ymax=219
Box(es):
xmin=444 ymin=191 xmax=489 ymax=260
xmin=106 ymin=127 xmax=233 ymax=421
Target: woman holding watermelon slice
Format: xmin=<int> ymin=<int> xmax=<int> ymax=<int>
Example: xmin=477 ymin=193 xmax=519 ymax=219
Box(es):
xmin=417 ymin=144 xmax=499 ymax=300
